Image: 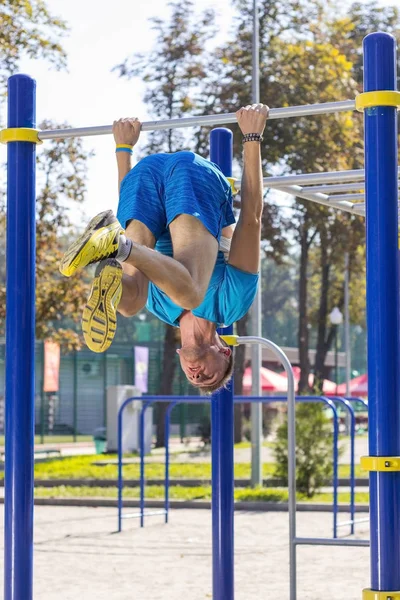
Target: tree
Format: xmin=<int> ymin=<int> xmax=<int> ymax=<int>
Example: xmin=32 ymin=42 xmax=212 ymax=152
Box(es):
xmin=258 ymin=35 xmax=366 ymax=390
xmin=0 ymin=0 xmax=92 ymax=350
xmin=261 ymin=256 xmax=298 ymax=345
xmin=114 ymin=0 xmax=216 ymax=158
xmin=0 ymin=0 xmax=68 ymax=89
xmin=0 ymin=122 xmax=93 ymax=350
xmin=114 ymin=0 xmax=215 ymax=446
xmin=274 ymin=402 xmax=334 ymax=497
xmin=327 ymin=2 xmax=400 ymax=87
xmin=288 ymin=4 xmax=400 ymax=387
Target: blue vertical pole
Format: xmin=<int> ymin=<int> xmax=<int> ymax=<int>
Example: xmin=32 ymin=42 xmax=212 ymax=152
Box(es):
xmin=363 ymin=32 xmax=400 ymax=592
xmin=210 ymin=128 xmax=235 ymax=600
xmin=117 ymin=403 xmax=124 ymax=532
xmin=140 ymin=405 xmax=146 ymax=528
xmin=4 ymin=74 xmax=36 ymax=600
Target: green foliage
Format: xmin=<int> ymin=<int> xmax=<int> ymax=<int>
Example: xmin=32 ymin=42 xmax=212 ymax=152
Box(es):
xmin=0 ymin=122 xmax=93 ymax=349
xmin=327 ymin=2 xmax=400 ymax=87
xmin=273 ymin=403 xmax=334 ymax=497
xmin=261 ymin=257 xmax=298 ymax=346
xmin=0 ymin=0 xmax=68 ymax=87
xmin=0 ymin=1 xmax=91 ymax=349
xmin=114 ymin=0 xmax=216 ymax=155
xmin=26 ymin=452 xmax=364 ymax=483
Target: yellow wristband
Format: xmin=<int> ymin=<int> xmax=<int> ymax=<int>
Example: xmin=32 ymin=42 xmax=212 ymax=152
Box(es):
xmin=116 ymin=144 xmax=133 ymax=149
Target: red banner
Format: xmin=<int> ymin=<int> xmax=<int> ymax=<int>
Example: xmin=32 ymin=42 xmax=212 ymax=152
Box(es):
xmin=43 ymin=341 xmax=60 ymax=393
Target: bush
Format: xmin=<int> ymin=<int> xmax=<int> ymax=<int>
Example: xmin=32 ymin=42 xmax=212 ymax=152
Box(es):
xmin=242 ymin=405 xmax=278 ymax=442
xmin=273 ymin=403 xmax=335 ymax=498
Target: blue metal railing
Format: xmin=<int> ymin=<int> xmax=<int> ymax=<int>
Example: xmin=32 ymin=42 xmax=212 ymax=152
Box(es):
xmin=117 ymin=395 xmax=210 ymax=532
xmin=117 ymin=394 xmax=361 ymax=538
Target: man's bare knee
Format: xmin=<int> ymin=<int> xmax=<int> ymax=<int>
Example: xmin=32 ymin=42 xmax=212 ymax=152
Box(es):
xmin=118 ymin=293 xmax=147 ymax=317
xmin=118 ymin=270 xmax=149 ymax=317
xmin=118 ymin=304 xmax=139 ymax=318
xmin=180 ymin=286 xmax=204 ymax=310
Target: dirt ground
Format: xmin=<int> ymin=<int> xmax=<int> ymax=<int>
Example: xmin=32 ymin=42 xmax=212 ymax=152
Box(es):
xmin=0 ymin=505 xmax=370 ymax=600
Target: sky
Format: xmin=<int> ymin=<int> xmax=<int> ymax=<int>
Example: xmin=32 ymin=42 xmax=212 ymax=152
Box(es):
xmin=2 ymin=0 xmax=236 ymax=224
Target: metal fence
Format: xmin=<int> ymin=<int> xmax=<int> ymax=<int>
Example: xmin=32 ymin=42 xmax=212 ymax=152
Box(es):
xmin=0 ymin=340 xmax=203 ymax=442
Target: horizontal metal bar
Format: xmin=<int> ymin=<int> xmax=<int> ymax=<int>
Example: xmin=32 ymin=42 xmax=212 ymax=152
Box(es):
xmin=264 ymin=169 xmax=366 ymax=187
xmin=276 ymin=184 xmax=365 ymax=216
xmin=265 ymin=167 xmax=400 ymax=188
xmin=337 ymin=517 xmax=370 ymax=528
xmin=327 ymin=192 xmax=365 ymax=202
xmin=38 ymin=100 xmax=355 ymax=140
xmin=295 ymin=537 xmax=370 ymax=547
xmin=351 ymin=203 xmax=366 ymax=214
xmin=302 ymin=182 xmax=366 ymax=194
xmin=122 ymin=510 xmax=166 ymax=520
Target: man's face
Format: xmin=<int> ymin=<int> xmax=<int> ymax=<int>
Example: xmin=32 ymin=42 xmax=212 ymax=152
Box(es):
xmin=177 ymin=345 xmax=231 ymax=389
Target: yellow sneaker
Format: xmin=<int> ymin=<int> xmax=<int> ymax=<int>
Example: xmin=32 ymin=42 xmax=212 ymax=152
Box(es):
xmin=82 ymin=259 xmax=122 ymax=353
xmin=59 ymin=210 xmax=123 ymax=277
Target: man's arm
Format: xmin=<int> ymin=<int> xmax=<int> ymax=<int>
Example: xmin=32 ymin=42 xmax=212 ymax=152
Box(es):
xmin=227 ymin=104 xmax=269 ymax=274
xmin=113 ymin=118 xmax=141 ymax=192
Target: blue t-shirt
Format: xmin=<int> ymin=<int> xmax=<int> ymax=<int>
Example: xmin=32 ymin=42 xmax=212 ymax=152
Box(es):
xmin=146 ymin=235 xmax=259 ymax=327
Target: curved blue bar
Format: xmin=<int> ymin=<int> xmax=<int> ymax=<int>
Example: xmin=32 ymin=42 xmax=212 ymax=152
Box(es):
xmin=210 ymin=128 xmax=234 ymax=600
xmin=117 ymin=396 xmax=211 ymax=532
xmin=139 ymin=404 xmax=149 ymax=528
xmin=165 ymin=402 xmax=179 ymax=524
xmin=4 ymin=74 xmax=36 ymax=600
xmin=363 ymin=32 xmax=400 ymax=591
xmin=117 ymin=405 xmax=124 ymax=532
xmin=332 ymin=398 xmax=356 ymax=536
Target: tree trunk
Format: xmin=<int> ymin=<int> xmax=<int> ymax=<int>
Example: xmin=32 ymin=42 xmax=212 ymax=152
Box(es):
xmin=155 ymin=324 xmax=179 ymax=448
xmin=314 ymin=228 xmax=330 ymax=390
xmin=298 ymin=215 xmax=311 ymax=394
xmin=233 ymin=314 xmax=249 ymax=443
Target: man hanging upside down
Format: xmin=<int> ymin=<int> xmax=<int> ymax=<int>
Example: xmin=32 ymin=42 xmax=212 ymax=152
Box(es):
xmin=60 ymin=104 xmax=269 ymax=393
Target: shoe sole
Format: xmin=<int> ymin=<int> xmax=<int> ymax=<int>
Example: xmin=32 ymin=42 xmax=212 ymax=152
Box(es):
xmin=60 ymin=211 xmax=122 ymax=277
xmin=82 ymin=261 xmax=122 ymax=353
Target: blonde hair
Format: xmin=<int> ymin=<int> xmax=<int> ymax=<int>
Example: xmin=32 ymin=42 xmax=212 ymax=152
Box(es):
xmin=190 ymin=339 xmax=234 ymax=396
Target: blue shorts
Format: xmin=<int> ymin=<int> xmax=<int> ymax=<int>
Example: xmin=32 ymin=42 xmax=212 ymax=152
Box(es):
xmin=116 ymin=152 xmax=235 ymax=246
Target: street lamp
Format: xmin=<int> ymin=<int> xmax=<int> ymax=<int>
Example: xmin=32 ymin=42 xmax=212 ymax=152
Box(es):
xmin=329 ymin=307 xmax=343 ymax=393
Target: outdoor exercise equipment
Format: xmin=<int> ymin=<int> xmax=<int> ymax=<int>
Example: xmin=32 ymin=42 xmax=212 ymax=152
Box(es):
xmin=1 ymin=29 xmax=399 ymax=600
xmin=118 ymin=394 xmax=360 ymax=538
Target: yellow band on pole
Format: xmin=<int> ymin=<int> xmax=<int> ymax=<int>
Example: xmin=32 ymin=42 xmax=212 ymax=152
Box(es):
xmin=226 ymin=177 xmax=239 ymax=195
xmin=355 ymin=91 xmax=400 ymax=112
xmin=360 ymin=456 xmax=400 ymax=472
xmin=220 ymin=335 xmax=240 ymax=347
xmin=363 ymin=588 xmax=400 ymax=600
xmin=0 ymin=128 xmax=42 ymax=145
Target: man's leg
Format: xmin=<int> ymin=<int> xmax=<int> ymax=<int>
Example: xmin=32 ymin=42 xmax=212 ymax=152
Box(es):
xmin=82 ymin=220 xmax=155 ymax=352
xmin=121 ymin=217 xmax=218 ymax=309
xmin=118 ymin=220 xmax=155 ymax=316
xmin=168 ymin=214 xmax=218 ymax=301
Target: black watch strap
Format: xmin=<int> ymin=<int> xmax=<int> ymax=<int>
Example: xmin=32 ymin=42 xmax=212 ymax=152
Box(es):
xmin=242 ymin=133 xmax=263 ymax=143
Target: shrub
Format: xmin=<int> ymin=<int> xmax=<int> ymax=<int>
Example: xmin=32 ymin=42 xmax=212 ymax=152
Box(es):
xmin=273 ymin=403 xmax=335 ymax=498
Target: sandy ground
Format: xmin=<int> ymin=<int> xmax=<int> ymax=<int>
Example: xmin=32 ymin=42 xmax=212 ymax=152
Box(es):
xmin=0 ymin=506 xmax=370 ymax=600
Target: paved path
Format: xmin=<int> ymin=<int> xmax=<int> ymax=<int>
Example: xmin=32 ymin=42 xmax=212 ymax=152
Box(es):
xmin=0 ymin=506 xmax=370 ymax=599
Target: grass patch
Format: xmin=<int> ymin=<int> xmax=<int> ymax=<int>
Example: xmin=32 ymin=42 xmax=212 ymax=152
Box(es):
xmin=33 ymin=485 xmax=370 ymax=504
xmin=0 ymin=454 xmax=368 ymax=482
xmin=0 ymin=435 xmax=93 ymax=446
xmin=234 ymin=441 xmax=275 ymax=449
xmin=29 ymin=455 xmax=255 ymax=481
